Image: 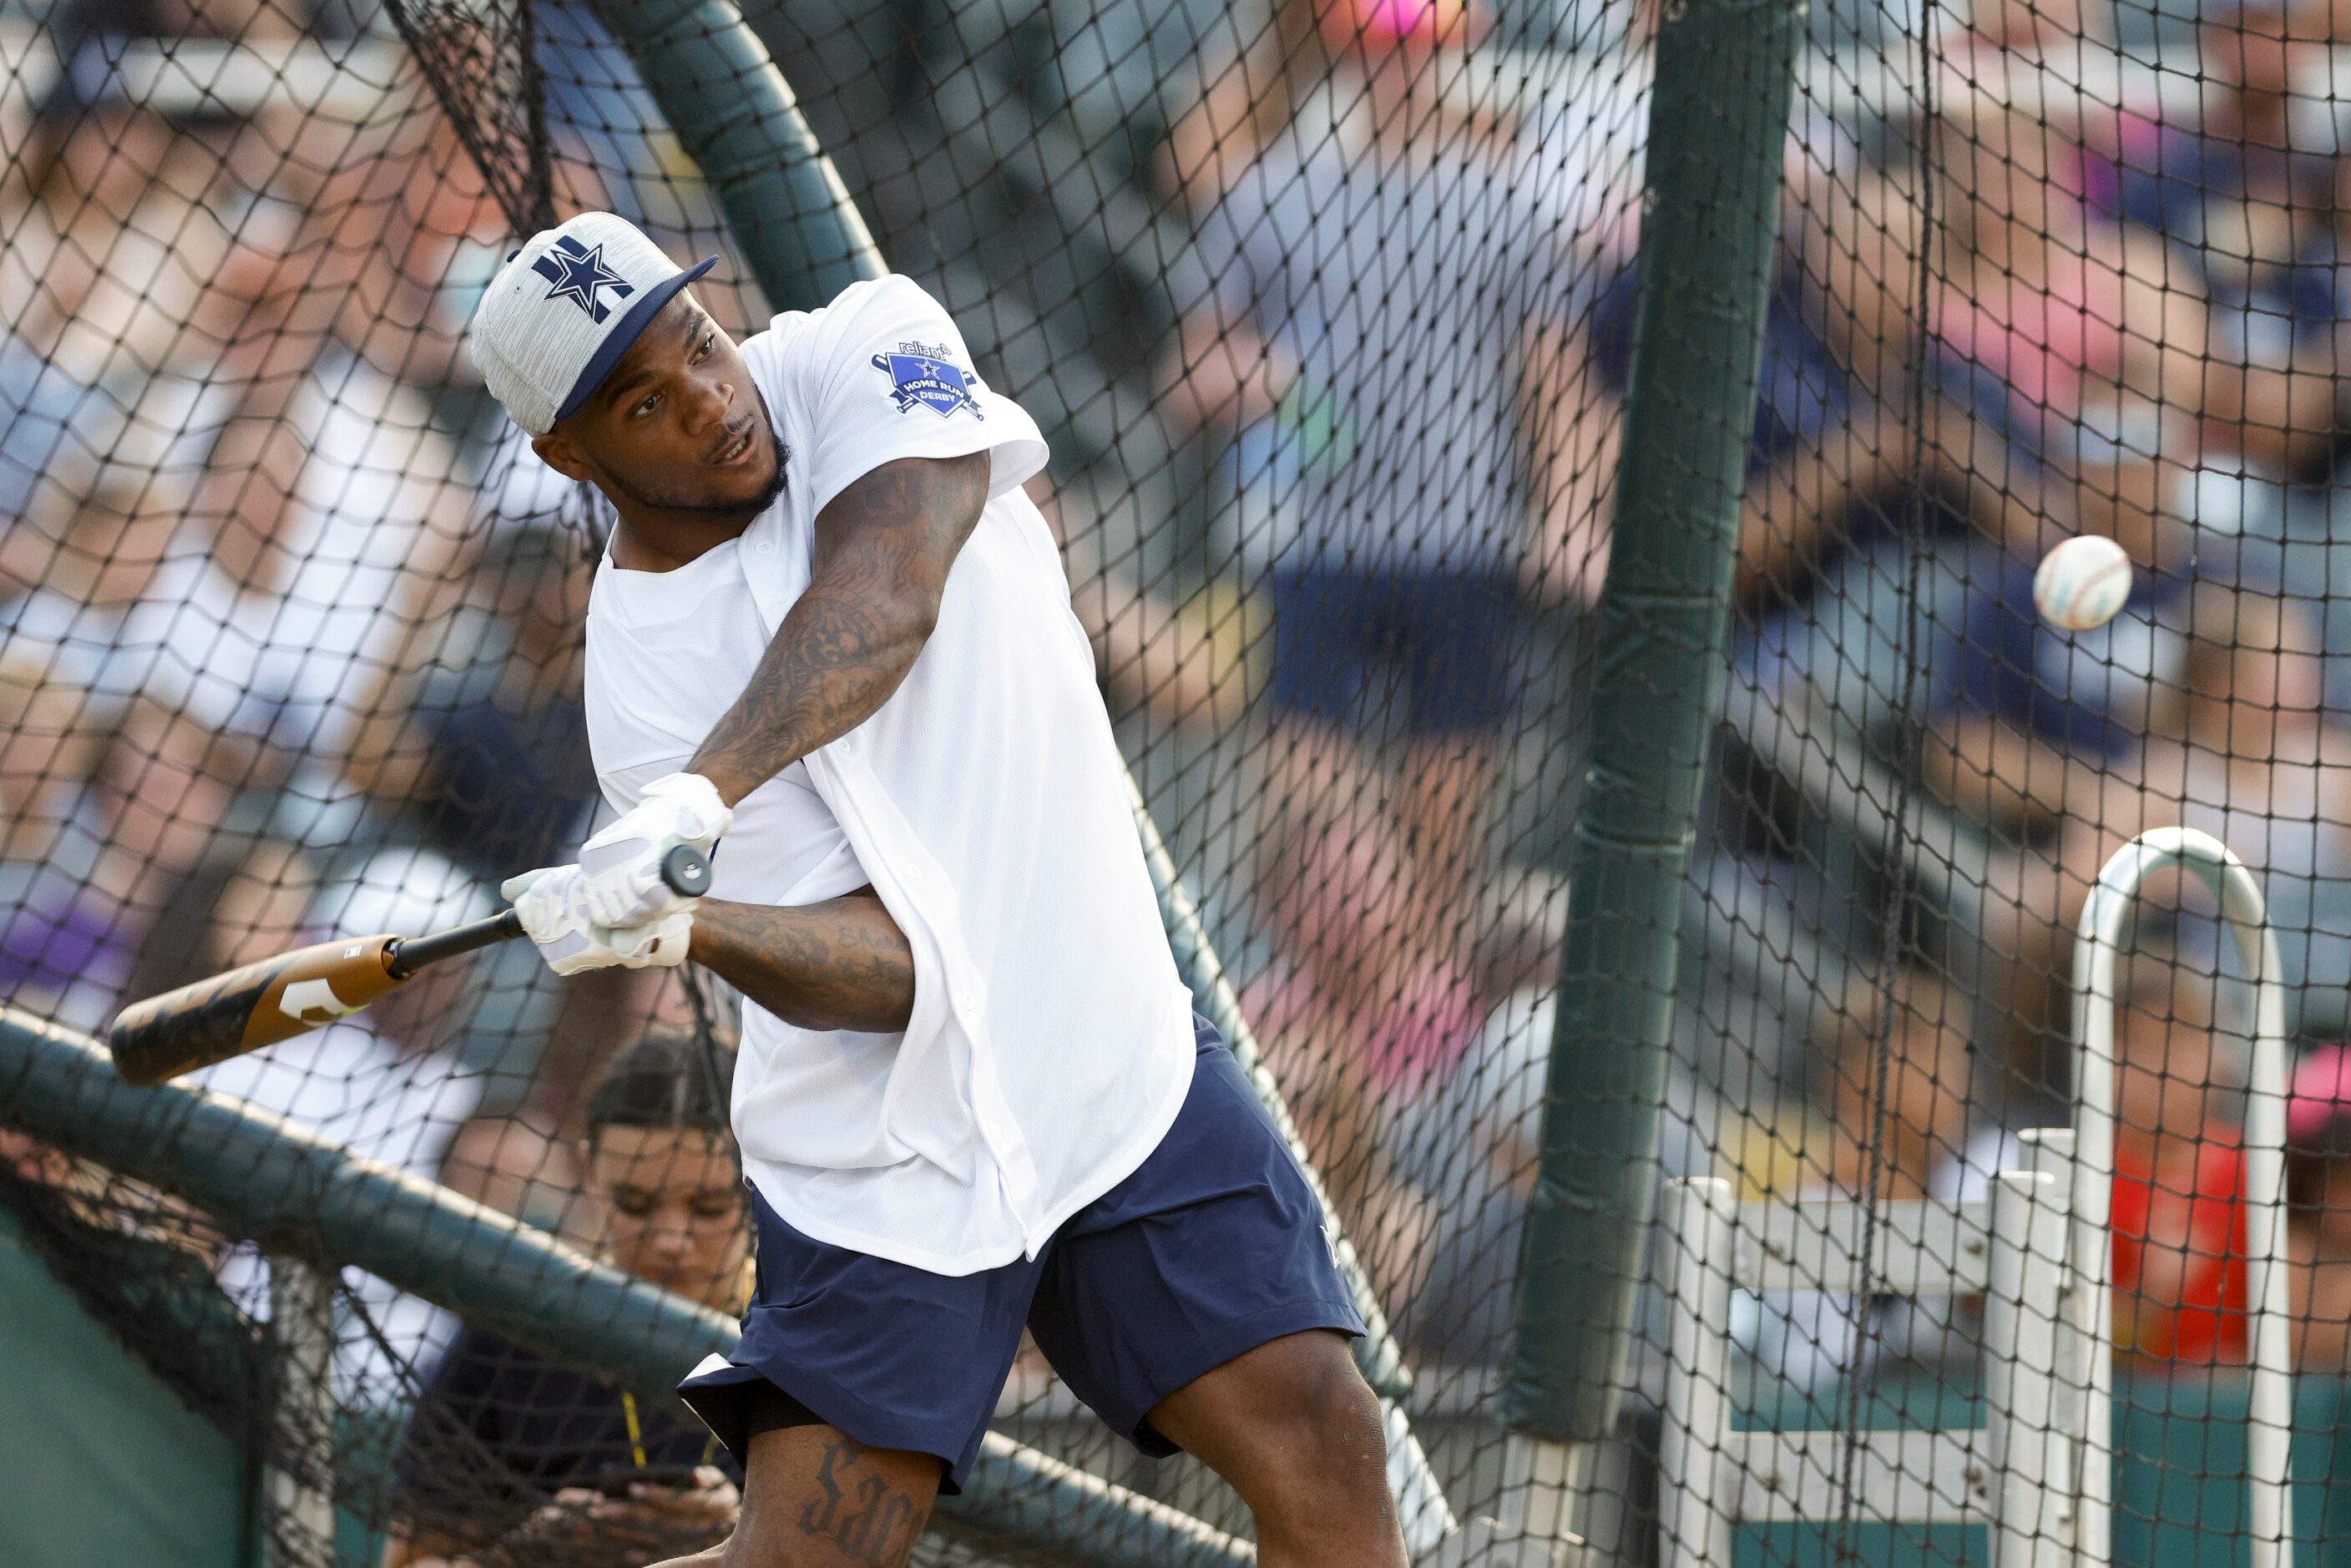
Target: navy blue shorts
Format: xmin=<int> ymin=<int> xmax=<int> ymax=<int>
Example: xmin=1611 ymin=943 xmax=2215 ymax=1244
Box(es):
xmin=1267 ymin=565 xmax=1521 ymax=733
xmin=677 ymin=1019 xmax=1363 ymax=1492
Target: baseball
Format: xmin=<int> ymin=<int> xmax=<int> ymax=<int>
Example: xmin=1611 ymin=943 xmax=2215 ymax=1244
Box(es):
xmin=2033 ymin=534 xmax=2133 ymax=632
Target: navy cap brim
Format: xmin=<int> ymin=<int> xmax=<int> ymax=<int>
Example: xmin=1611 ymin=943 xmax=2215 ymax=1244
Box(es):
xmin=551 ymin=255 xmax=720 ymax=426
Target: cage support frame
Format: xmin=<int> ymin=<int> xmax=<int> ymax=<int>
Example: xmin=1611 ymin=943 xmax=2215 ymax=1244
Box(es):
xmin=264 ymin=1255 xmax=337 ymax=1568
xmin=1499 ymin=0 xmax=1804 ymax=1460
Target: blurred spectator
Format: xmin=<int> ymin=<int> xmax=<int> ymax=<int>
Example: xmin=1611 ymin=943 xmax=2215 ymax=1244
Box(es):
xmin=117 ymin=832 xmax=319 ymax=1005
xmin=2132 ymin=584 xmax=2347 ymax=842
xmin=1949 ymin=0 xmax=2091 ymax=58
xmin=2059 ymin=585 xmax=2351 ymax=1000
xmin=230 ymin=109 xmax=509 ymax=392
xmin=1242 ymin=826 xmax=1448 ymax=1318
xmin=2107 ymin=950 xmax=2249 ymax=1364
xmin=1732 ymin=963 xmax=2019 ymax=1386
xmin=1586 ymin=159 xmax=2045 ymax=741
xmin=0 ymin=392 xmax=206 ymax=701
xmin=0 ymin=690 xmax=240 ymax=1030
xmin=195 ymin=843 xmax=497 ymax=1404
xmin=346 ymin=524 xmax=601 ymax=882
xmin=2287 ymin=1043 xmax=2351 ymax=1370
xmin=129 ymin=347 xmax=472 ymax=771
xmin=3 ymin=70 xmax=286 ymax=398
xmin=0 ymin=92 xmax=252 ymax=701
xmin=0 ymin=654 xmax=104 ymax=873
xmin=384 ymin=1025 xmax=744 ymax=1568
xmin=1815 ymin=964 xmax=2010 ymax=1205
xmin=2086 ymin=0 xmax=2343 ymax=480
xmin=1924 ymin=552 xmax=2184 ymax=847
xmin=1919 ymin=98 xmax=2217 ymax=1050
xmin=1 ymin=94 xmax=178 ymax=373
xmin=1170 ymin=0 xmax=1580 ymax=991
xmin=1933 ymin=104 xmax=2207 ymax=552
xmin=1504 ymin=0 xmax=1656 ymax=273
xmin=1735 ymin=165 xmax=1958 ymax=617
xmin=1035 ymin=479 xmax=1252 ymax=731
xmin=1951 ymin=579 xmax=2351 ymax=1064
xmin=1922 ymin=539 xmax=2179 ymax=1077
xmin=439 ymin=1105 xmax=584 ymax=1238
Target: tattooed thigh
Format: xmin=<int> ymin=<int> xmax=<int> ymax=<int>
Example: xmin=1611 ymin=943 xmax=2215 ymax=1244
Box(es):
xmin=734 ymin=1424 xmax=942 ymax=1567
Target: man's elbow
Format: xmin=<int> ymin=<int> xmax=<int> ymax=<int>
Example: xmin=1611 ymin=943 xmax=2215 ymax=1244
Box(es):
xmin=901 ymin=587 xmax=943 ymax=643
xmin=877 ymin=577 xmax=945 ymax=648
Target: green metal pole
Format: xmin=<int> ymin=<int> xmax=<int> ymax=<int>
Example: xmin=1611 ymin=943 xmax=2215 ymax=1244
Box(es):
xmin=585 ymin=0 xmax=884 ymax=310
xmin=1501 ymin=0 xmax=1803 ymax=1444
xmin=0 ymin=1009 xmax=1251 ymax=1568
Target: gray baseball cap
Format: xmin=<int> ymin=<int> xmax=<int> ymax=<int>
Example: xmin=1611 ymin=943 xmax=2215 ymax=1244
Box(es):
xmin=469 ymin=211 xmax=717 ymax=435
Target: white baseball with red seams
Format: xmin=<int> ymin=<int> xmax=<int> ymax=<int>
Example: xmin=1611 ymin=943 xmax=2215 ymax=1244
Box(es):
xmin=2033 ymin=534 xmax=2134 ymax=632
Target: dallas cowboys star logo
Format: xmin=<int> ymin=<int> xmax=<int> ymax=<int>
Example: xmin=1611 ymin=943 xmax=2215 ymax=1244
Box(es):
xmin=532 ymin=235 xmax=635 ymax=324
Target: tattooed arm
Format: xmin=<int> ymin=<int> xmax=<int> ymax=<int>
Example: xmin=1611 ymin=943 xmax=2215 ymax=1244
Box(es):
xmin=689 ymin=888 xmax=915 ymax=1034
xmin=689 ymin=450 xmax=992 ymax=806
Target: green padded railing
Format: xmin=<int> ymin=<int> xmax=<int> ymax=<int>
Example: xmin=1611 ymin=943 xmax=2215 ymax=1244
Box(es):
xmin=0 ymin=1007 xmax=1251 ymax=1568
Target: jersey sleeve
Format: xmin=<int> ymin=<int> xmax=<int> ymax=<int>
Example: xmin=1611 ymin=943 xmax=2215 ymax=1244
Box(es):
xmin=781 ymin=275 xmax=1049 ymax=517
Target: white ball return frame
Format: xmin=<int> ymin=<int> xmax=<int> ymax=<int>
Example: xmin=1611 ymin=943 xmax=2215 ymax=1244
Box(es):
xmin=1656 ymin=827 xmax=2297 ymax=1568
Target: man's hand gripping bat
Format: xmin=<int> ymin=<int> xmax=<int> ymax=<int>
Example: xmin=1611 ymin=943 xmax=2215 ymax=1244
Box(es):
xmin=106 ymin=846 xmax=712 ymax=1086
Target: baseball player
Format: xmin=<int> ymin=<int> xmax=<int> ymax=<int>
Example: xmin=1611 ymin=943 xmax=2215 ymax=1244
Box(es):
xmin=471 ymin=212 xmax=1408 ymax=1568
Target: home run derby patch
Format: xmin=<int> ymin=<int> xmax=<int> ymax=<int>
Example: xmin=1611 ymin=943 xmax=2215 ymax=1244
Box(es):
xmin=872 ymin=347 xmax=985 ymax=419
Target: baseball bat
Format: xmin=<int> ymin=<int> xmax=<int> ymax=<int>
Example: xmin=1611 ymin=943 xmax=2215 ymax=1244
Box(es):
xmin=107 ymin=846 xmax=714 ymax=1087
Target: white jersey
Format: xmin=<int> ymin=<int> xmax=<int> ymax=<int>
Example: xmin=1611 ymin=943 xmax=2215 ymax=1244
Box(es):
xmin=584 ymin=275 xmax=1197 ymax=1276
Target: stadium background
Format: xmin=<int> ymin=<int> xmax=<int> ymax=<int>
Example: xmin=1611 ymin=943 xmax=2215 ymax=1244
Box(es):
xmin=7 ymin=0 xmax=2351 ymax=1560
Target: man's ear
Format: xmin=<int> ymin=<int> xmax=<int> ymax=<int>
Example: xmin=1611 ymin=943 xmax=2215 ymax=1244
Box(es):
xmin=533 ymin=431 xmax=594 ymax=483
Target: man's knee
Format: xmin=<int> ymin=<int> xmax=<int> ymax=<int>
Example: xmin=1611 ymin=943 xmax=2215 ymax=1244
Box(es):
xmin=1271 ymin=1343 xmax=1389 ymax=1491
xmin=1184 ymin=1333 xmax=1389 ymax=1500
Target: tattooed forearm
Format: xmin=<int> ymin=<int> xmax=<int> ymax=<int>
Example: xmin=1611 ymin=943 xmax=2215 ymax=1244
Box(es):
xmin=689 ymin=450 xmax=990 ymax=805
xmin=689 ymin=889 xmax=916 ymax=1034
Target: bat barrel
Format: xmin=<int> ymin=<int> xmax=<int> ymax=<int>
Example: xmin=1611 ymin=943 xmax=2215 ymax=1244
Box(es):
xmin=109 ymin=933 xmax=405 ymax=1086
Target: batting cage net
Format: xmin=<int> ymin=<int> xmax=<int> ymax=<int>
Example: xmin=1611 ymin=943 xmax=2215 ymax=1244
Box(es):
xmin=2 ymin=0 xmax=2348 ymax=1562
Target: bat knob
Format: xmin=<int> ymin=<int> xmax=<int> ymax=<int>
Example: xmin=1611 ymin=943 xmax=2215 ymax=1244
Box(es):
xmin=660 ymin=843 xmax=713 ymax=898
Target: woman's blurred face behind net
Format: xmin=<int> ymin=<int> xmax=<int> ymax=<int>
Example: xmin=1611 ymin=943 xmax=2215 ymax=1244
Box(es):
xmin=586 ymin=1125 xmax=748 ymax=1309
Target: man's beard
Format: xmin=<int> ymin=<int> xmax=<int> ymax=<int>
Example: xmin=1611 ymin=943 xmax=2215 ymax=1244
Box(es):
xmin=599 ymin=415 xmax=790 ymax=520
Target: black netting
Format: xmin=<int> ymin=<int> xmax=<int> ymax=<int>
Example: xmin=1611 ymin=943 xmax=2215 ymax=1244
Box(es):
xmin=3 ymin=0 xmax=2349 ymax=1561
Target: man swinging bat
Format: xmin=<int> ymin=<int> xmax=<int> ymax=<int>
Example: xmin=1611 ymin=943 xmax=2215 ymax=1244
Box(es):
xmin=467 ymin=213 xmax=1408 ymax=1568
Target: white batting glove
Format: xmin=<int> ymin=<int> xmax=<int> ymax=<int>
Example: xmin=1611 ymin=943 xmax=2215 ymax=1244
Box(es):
xmin=502 ymin=866 xmax=694 ymax=977
xmin=576 ymin=772 xmax=732 ymax=928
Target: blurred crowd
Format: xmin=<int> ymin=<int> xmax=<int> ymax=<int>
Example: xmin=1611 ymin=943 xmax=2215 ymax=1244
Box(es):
xmin=10 ymin=0 xmax=2351 ymax=1540
xmin=1153 ymin=0 xmax=2351 ymax=1388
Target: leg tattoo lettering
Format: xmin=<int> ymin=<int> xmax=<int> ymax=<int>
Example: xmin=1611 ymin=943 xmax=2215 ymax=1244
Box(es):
xmin=796 ymin=1437 xmax=921 ymax=1565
